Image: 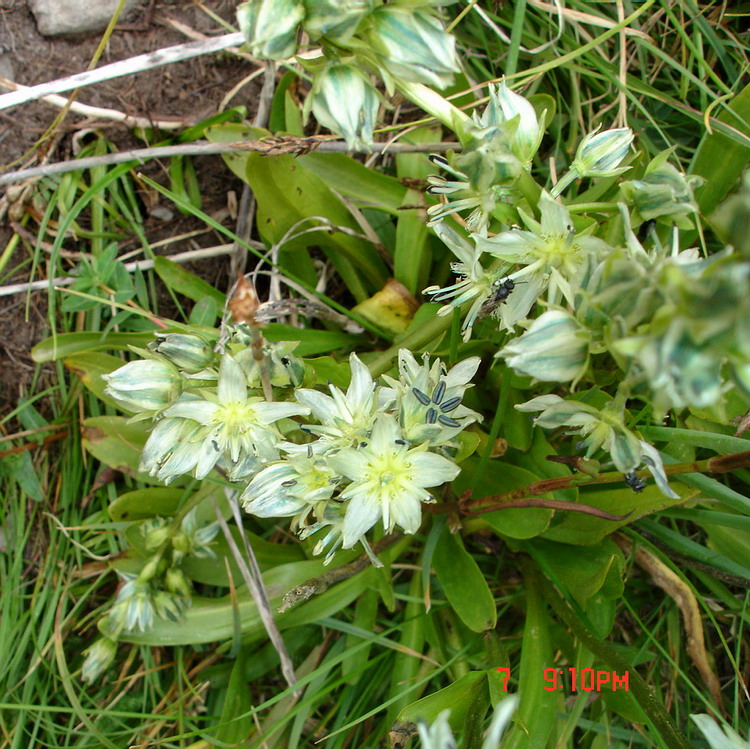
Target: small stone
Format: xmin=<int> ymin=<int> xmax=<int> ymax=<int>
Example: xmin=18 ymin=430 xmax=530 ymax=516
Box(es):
xmin=29 ymin=0 xmax=141 ymax=37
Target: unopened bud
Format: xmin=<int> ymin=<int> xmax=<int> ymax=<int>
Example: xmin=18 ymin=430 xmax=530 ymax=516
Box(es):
xmin=150 ymin=333 xmax=214 ymax=374
xmin=311 ymin=65 xmax=380 ymax=151
xmin=571 ymin=126 xmax=633 ymax=178
xmin=103 ymin=359 xmax=181 ymax=414
xmin=237 ymin=0 xmax=304 ymax=60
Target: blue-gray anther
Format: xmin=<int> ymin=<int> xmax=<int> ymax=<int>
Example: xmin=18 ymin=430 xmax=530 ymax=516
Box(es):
xmin=624 ymin=471 xmax=647 ymax=493
xmin=395 ymin=439 xmax=406 ymax=445
xmin=431 ymin=381 xmax=446 ymax=404
xmin=412 ymin=387 xmax=431 ymax=405
xmin=426 ymin=408 xmax=438 ymax=424
xmin=281 ymin=479 xmax=297 ymax=487
xmin=439 ymin=397 xmax=461 ymax=412
xmin=438 ymin=415 xmax=461 ymax=428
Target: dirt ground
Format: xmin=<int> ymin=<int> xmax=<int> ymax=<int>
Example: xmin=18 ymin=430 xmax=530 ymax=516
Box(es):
xmin=0 ymin=0 xmax=260 ymax=421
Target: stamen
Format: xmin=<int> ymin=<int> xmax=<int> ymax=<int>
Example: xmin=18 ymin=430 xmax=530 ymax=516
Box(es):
xmin=412 ymin=387 xmax=431 ymax=406
xmin=426 ymin=408 xmax=438 ymax=424
xmin=281 ymin=479 xmax=297 ymax=487
xmin=438 ymin=415 xmax=461 ymax=428
xmin=440 ymin=397 xmax=461 ymax=412
xmin=431 ymin=381 xmax=446 ymax=404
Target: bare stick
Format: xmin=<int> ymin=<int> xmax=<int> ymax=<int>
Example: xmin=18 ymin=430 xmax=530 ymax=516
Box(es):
xmin=213 ymin=496 xmax=298 ymax=692
xmin=0 ymin=32 xmax=246 ymax=112
xmin=0 ymin=138 xmax=458 ymax=187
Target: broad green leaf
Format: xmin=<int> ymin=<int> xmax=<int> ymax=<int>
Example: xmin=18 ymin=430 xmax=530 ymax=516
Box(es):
xmin=390 ymin=671 xmax=486 ymax=742
xmin=81 ymin=416 xmax=151 ymax=480
xmin=263 ymin=323 xmax=361 ymax=356
xmin=153 ymin=257 xmax=225 ymax=304
xmin=304 ymin=356 xmax=351 ymax=388
xmin=269 ymin=70 xmax=300 ymax=133
xmin=690 ymin=82 xmax=750 ymax=218
xmin=188 ymin=296 xmax=219 ymax=326
xmin=704 ymin=524 xmax=750 ymax=574
xmin=528 ymin=538 xmax=626 ymax=603
xmin=0 ymin=452 xmax=45 ymax=502
xmin=117 ymin=561 xmax=373 ymax=645
xmin=501 ymin=569 xmax=556 ymax=749
xmin=108 ymin=488 xmax=184 ymax=521
xmin=394 ymin=125 xmax=440 ymax=295
xmin=300 ymin=153 xmax=407 ymax=215
xmin=639 ymin=425 xmax=750 ymax=455
xmin=242 ymin=150 xmax=387 ymax=302
xmin=32 ymin=332 xmax=153 ymax=362
xmin=457 ymin=458 xmax=552 ymax=539
xmin=432 ymin=528 xmax=497 ymax=632
xmin=213 ymin=649 xmax=253 ymax=745
xmin=541 ymin=483 xmax=687 ymax=545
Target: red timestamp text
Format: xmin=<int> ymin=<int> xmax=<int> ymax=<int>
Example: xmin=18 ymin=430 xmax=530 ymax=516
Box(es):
xmin=543 ymin=667 xmax=629 ymax=692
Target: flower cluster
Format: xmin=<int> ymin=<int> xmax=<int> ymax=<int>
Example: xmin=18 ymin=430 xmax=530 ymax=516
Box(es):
xmin=238 ymin=0 xmax=459 ymax=150
xmin=105 ymin=337 xmax=478 ymax=567
xmin=241 ymin=351 xmax=480 ymax=563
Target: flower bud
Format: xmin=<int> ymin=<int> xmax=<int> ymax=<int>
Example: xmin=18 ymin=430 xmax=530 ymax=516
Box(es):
xmin=368 ymin=7 xmax=458 ymax=90
xmin=153 ymin=591 xmax=184 ymax=623
xmin=499 ymin=310 xmax=589 ymax=383
xmin=571 ymin=126 xmax=633 ymax=178
xmin=476 ymin=81 xmax=543 ymax=168
xmin=311 ymin=65 xmax=380 ymax=151
xmin=150 ymin=333 xmax=214 ymax=374
xmin=237 ymin=0 xmax=304 ymax=60
xmin=81 ymin=637 xmax=117 ymax=683
xmin=103 ymin=359 xmax=181 ymax=414
xmin=165 ymin=567 xmax=192 ymax=598
xmin=621 ymin=155 xmax=703 ymax=229
xmin=303 ymin=0 xmax=373 ymax=44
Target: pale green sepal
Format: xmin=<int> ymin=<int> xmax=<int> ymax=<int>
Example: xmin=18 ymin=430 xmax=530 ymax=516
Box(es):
xmin=237 ymin=0 xmax=304 ymax=60
xmin=571 ymin=126 xmax=634 ymax=178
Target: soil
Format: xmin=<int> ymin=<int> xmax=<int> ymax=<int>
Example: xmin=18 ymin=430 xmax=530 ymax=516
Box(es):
xmin=0 ymin=0 xmax=260 ymax=424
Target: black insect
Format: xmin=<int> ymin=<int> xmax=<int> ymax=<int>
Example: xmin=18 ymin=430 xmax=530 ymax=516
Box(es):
xmin=481 ymin=277 xmax=524 ymax=316
xmin=624 ymin=471 xmax=647 ymax=493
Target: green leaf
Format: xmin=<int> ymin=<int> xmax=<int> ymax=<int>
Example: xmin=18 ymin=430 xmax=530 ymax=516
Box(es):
xmin=541 ymin=483 xmax=686 ymax=545
xmin=32 ymin=332 xmax=154 ymax=362
xmin=432 ymin=527 xmax=497 ymax=632
xmin=0 ymin=452 xmax=45 ymax=501
xmin=117 ymin=561 xmax=373 ymax=645
xmin=81 ymin=416 xmax=151 ymax=480
xmin=457 ymin=458 xmax=552 ymax=539
xmin=690 ymin=82 xmax=750 ymax=218
xmin=299 ymin=153 xmax=407 ymax=215
xmin=528 ymin=538 xmax=626 ymax=603
xmin=263 ymin=323 xmax=361 ymax=356
xmin=188 ymin=296 xmax=219 ymax=326
xmin=704 ymin=523 xmax=750 ymax=574
xmin=153 ymin=257 xmax=225 ymax=304
xmin=394 ymin=125 xmax=440 ymax=294
xmin=390 ymin=671 xmax=487 ymax=741
xmin=108 ymin=488 xmax=185 ymax=521
xmin=213 ymin=648 xmax=253 ymax=745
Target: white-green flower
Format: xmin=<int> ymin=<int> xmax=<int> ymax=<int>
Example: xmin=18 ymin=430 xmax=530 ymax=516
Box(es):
xmin=81 ymin=637 xmax=117 ymax=684
xmin=241 ymin=452 xmax=340 ymax=518
xmin=142 ymin=355 xmax=307 ymax=483
xmin=294 ymin=353 xmax=385 ymax=447
xmin=369 ymin=7 xmax=458 ymax=90
xmin=571 ymin=126 xmax=634 ymax=178
xmin=104 ymin=359 xmax=182 ymax=415
xmin=108 ymin=572 xmax=154 ymax=634
xmin=516 ymin=395 xmax=678 ymax=497
xmin=303 ymin=0 xmax=373 ymax=44
xmin=475 ymin=80 xmax=544 ymax=169
xmin=418 ymin=696 xmax=519 ymax=749
xmin=426 ymin=154 xmax=515 ymax=234
xmin=499 ymin=309 xmax=590 ymax=384
xmin=692 ymin=714 xmax=750 ymax=749
xmin=328 ymin=414 xmax=460 ymax=547
xmin=311 ymin=64 xmax=380 ymax=151
xmin=423 ymin=222 xmax=503 ymax=340
xmin=150 ymin=333 xmax=215 ymax=374
xmin=474 ymin=191 xmax=610 ymax=330
xmin=237 ymin=0 xmax=304 ymax=60
xmin=381 ymin=348 xmax=481 ymax=445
